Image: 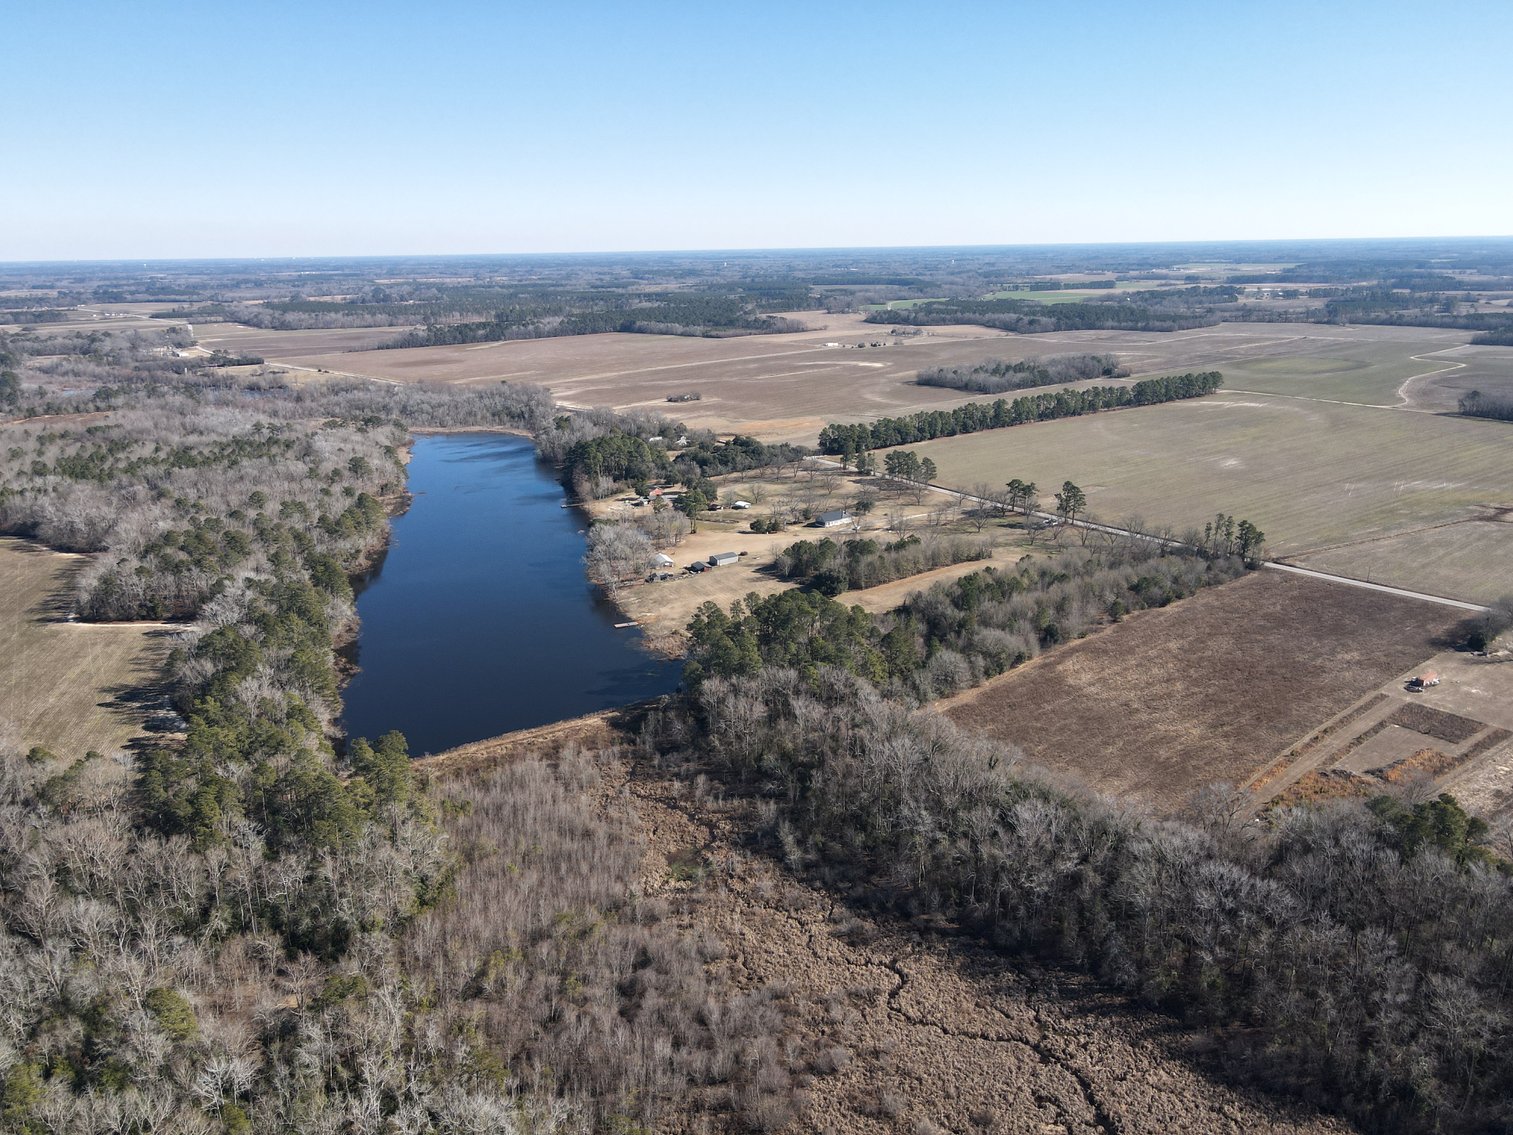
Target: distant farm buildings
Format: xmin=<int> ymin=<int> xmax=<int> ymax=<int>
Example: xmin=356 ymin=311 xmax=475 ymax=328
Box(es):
xmin=814 ymin=510 xmax=853 ymax=529
xmin=707 ymin=551 xmax=741 ymax=567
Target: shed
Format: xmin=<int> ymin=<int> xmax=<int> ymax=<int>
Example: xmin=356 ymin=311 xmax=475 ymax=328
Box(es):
xmin=653 ymin=553 xmax=675 ymax=568
xmin=814 ymin=510 xmax=853 ymax=529
xmin=731 ymin=500 xmax=751 ymax=509
xmin=708 ymin=552 xmax=741 ymax=567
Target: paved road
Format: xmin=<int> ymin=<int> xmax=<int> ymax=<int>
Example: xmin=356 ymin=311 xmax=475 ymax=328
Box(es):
xmin=1260 ymin=562 xmax=1488 ymax=613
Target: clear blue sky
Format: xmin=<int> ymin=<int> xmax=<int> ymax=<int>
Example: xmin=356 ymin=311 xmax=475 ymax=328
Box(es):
xmin=5 ymin=0 xmax=1509 ymax=259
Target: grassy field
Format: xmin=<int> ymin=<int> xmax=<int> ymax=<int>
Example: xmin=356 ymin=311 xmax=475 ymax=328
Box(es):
xmin=940 ymin=570 xmax=1458 ymax=816
xmin=906 ymin=391 xmax=1510 ymax=602
xmin=0 ymin=538 xmax=172 ymax=757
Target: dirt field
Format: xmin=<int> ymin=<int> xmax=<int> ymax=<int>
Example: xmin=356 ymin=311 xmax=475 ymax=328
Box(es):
xmin=1253 ymin=646 xmax=1513 ymax=824
xmin=258 ymin=313 xmax=1028 ymax=444
xmin=908 ymin=388 xmax=1510 ymax=603
xmin=939 ymin=570 xmax=1458 ymax=816
xmin=201 ymin=316 xmax=1508 ymax=449
xmin=0 ymin=538 xmax=173 ymax=757
xmin=192 ymin=321 xmax=420 ymax=357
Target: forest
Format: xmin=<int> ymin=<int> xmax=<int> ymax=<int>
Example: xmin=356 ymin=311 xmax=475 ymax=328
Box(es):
xmin=865 ymin=288 xmax=1239 ymax=333
xmin=1458 ymin=389 xmax=1513 ymax=422
xmin=914 ymin=352 xmax=1127 ymax=394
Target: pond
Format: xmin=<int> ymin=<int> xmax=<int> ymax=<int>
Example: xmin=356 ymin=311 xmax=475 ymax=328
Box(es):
xmin=339 ymin=433 xmax=681 ymax=755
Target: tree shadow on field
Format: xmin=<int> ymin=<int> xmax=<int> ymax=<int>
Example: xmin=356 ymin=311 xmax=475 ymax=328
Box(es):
xmin=97 ymin=629 xmax=183 ymax=745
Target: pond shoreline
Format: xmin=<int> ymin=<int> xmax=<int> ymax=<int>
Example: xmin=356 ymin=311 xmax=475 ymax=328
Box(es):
xmin=339 ymin=432 xmax=682 ymax=755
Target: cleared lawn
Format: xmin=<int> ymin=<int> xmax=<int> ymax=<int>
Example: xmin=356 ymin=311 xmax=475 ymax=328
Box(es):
xmin=940 ymin=571 xmax=1457 ymax=815
xmin=0 ymin=538 xmax=172 ymax=756
xmin=908 ymin=393 xmax=1510 ymax=602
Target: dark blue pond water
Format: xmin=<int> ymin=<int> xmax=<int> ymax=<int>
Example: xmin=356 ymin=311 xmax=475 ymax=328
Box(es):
xmin=340 ymin=433 xmax=680 ymax=755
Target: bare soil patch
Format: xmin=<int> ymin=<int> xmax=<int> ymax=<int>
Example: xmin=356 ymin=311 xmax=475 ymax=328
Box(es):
xmin=940 ymin=570 xmax=1457 ymax=816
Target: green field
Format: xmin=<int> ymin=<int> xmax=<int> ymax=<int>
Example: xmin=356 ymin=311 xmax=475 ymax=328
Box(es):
xmin=982 ymin=281 xmax=1157 ymax=304
xmin=1202 ymin=332 xmax=1470 ymax=404
xmin=905 ymin=395 xmax=1511 ymax=603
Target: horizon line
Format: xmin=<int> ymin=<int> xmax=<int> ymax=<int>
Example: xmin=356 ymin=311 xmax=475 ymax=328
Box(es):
xmin=5 ymin=233 xmax=1513 ymax=269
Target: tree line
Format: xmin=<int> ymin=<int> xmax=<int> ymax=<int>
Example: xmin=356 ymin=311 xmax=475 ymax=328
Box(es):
xmin=685 ymin=539 xmax=1250 ymax=698
xmin=818 ymin=371 xmax=1223 ymax=454
xmin=772 ymin=531 xmax=994 ymax=596
xmin=1457 ymin=389 xmax=1513 ymax=421
xmin=864 ymin=288 xmax=1238 ymax=334
xmin=915 ymin=352 xmax=1127 ymax=394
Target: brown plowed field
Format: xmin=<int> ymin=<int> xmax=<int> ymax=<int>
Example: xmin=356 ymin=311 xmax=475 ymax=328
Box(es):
xmin=939 ymin=570 xmax=1458 ymax=816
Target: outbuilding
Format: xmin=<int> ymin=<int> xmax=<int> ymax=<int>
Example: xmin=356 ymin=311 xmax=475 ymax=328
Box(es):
xmin=708 ymin=551 xmax=741 ymax=567
xmin=814 ymin=510 xmax=853 ymax=529
xmin=653 ymin=553 xmax=675 ymax=569
xmin=731 ymin=500 xmax=752 ymax=510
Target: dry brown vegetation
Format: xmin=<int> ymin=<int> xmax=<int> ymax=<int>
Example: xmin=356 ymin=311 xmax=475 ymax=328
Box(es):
xmin=409 ymin=706 xmax=1354 ymax=1134
xmin=940 ymin=570 xmax=1458 ymax=815
xmin=242 ymin=314 xmax=1048 ymax=444
xmin=0 ymin=537 xmax=171 ymax=756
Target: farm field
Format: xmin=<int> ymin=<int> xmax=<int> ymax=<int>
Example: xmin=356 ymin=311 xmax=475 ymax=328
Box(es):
xmin=192 ymin=321 xmax=422 ymax=357
xmin=207 ymin=318 xmax=1503 ymax=448
xmin=906 ymin=391 xmax=1511 ymax=602
xmin=1411 ymin=343 xmax=1513 ymax=412
xmin=939 ymin=570 xmax=1459 ymax=816
xmin=1000 ymin=322 xmax=1476 ymax=402
xmin=1249 ymin=647 xmax=1513 ymax=824
xmin=0 ymin=538 xmax=172 ymax=757
xmin=1297 ymin=520 xmax=1513 ymax=606
xmin=260 ymin=313 xmax=1020 ymax=444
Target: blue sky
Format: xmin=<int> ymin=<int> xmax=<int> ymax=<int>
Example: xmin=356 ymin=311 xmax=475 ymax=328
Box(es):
xmin=4 ymin=0 xmax=1509 ymax=259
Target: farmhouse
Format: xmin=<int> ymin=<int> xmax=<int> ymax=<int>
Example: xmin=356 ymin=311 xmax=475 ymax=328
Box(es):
xmin=708 ymin=551 xmax=741 ymax=567
xmin=814 ymin=510 xmax=853 ymax=529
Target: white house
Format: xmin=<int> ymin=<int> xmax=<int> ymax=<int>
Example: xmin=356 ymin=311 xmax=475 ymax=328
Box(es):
xmin=814 ymin=510 xmax=853 ymax=529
